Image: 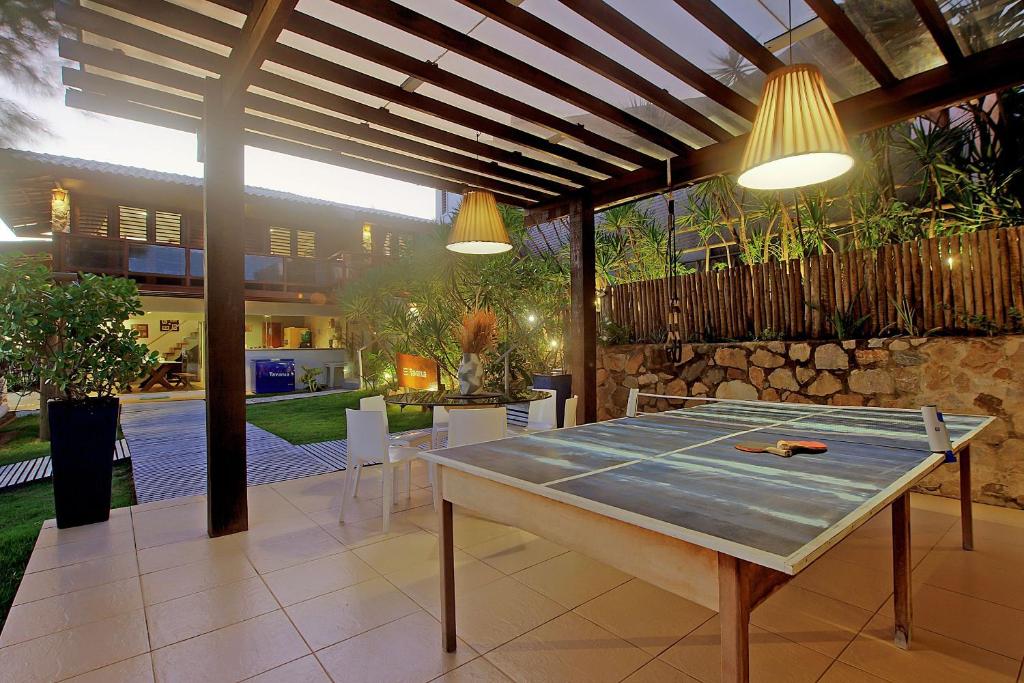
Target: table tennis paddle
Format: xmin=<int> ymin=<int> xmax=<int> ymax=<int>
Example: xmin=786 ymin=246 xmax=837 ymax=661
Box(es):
xmin=735 ymin=440 xmax=828 ymax=458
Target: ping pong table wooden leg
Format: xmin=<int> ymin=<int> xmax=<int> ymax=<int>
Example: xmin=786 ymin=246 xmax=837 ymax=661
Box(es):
xmin=718 ymin=554 xmax=751 ymax=683
xmin=892 ymin=492 xmax=912 ymax=650
xmin=960 ymin=445 xmax=974 ymax=551
xmin=439 ymin=496 xmax=457 ymax=653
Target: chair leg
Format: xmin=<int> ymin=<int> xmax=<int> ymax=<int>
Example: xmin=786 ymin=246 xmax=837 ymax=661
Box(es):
xmin=430 ymin=462 xmax=441 ymax=512
xmin=404 ymin=461 xmax=412 ymax=499
xmin=339 ymin=460 xmax=353 ymax=524
xmin=352 ymin=463 xmax=363 ymax=497
xmin=382 ymin=461 xmax=393 ymax=534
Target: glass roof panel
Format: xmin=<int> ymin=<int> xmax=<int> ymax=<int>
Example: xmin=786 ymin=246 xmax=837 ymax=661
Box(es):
xmin=837 ymin=0 xmax=946 ymax=79
xmin=940 ymin=0 xmax=1024 ymax=53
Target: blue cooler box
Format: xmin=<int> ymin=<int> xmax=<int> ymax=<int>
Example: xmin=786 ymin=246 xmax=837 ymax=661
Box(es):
xmin=253 ymin=359 xmax=295 ymax=394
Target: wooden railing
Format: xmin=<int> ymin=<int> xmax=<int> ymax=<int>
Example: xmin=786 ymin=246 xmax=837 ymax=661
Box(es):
xmin=604 ymin=226 xmax=1024 ymax=342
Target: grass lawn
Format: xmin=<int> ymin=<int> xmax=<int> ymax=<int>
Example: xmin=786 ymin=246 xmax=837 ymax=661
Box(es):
xmin=246 ymin=390 xmax=432 ymax=444
xmin=0 ymin=416 xmax=50 ymax=467
xmin=0 ymin=461 xmax=136 ymax=631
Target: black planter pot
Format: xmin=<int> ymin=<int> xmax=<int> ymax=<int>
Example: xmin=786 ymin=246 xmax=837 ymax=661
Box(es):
xmin=531 ymin=372 xmax=572 ymax=427
xmin=48 ymin=396 xmax=119 ymax=529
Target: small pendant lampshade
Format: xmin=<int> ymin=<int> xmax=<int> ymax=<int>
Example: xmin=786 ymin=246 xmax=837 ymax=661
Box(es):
xmin=446 ymin=189 xmax=512 ymax=254
xmin=737 ymin=64 xmax=854 ymax=190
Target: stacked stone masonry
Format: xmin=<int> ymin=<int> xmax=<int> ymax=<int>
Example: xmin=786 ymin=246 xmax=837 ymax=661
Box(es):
xmin=597 ymin=335 xmax=1024 ymax=509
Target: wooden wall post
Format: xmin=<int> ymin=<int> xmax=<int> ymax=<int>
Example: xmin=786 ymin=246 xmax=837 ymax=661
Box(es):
xmin=202 ymin=78 xmax=248 ymax=537
xmin=568 ymin=192 xmax=597 ymax=424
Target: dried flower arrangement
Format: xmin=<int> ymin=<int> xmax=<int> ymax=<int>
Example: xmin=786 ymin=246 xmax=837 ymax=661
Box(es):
xmin=458 ymin=308 xmax=498 ymax=354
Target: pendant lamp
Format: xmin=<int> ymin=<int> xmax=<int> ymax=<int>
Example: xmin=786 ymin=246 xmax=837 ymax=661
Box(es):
xmin=737 ymin=63 xmax=854 ymax=190
xmin=446 ymin=189 xmax=512 ymax=254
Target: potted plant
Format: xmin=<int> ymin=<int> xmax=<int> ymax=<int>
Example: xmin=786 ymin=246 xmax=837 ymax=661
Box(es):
xmin=456 ymin=309 xmax=497 ymax=395
xmin=0 ymin=254 xmax=157 ymax=528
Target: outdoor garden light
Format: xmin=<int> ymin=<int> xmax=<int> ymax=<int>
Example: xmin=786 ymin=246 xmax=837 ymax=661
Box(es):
xmin=549 ymin=339 xmax=559 ymax=349
xmin=527 ymin=313 xmax=537 ymax=323
xmin=446 ymin=189 xmax=512 ymax=254
xmin=738 ymin=64 xmax=853 ymax=190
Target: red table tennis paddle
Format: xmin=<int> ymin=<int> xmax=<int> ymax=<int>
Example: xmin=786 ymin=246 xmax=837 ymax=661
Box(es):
xmin=735 ymin=440 xmax=828 ymax=458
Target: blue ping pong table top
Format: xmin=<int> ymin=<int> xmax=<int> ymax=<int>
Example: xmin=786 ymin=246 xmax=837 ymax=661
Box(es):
xmin=422 ymin=402 xmax=992 ymax=572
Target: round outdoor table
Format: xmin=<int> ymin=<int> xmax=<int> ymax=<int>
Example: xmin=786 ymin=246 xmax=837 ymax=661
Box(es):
xmin=384 ymin=389 xmax=551 ymax=408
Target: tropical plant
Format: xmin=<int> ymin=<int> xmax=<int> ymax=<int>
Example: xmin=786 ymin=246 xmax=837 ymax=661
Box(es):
xmin=0 ymin=253 xmax=158 ymax=401
xmin=458 ymin=309 xmax=497 ymax=354
xmin=299 ymin=366 xmax=322 ymax=393
xmin=0 ymin=0 xmax=59 ymax=145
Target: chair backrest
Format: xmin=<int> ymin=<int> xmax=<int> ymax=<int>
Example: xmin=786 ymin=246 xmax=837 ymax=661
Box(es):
xmin=447 ymin=407 xmax=507 ymax=448
xmin=345 ymin=408 xmax=387 ymax=460
xmin=526 ymin=388 xmax=557 ymax=430
xmin=360 ymin=395 xmax=386 ymax=412
xmin=563 ymin=395 xmax=578 ymax=428
xmin=433 ymin=406 xmax=449 ymax=427
xmin=626 ymin=388 xmax=639 ymax=417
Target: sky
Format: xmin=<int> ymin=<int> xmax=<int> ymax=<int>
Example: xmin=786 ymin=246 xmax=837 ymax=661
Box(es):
xmin=0 ymin=56 xmax=437 ymax=238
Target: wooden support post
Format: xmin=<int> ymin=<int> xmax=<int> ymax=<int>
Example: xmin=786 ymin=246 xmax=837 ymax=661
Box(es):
xmin=568 ymin=192 xmax=597 ymax=424
xmin=438 ymin=496 xmax=457 ymax=652
xmin=202 ymin=78 xmax=248 ymax=537
xmin=892 ymin=492 xmax=912 ymax=649
xmin=960 ymin=445 xmax=974 ymax=550
xmin=718 ymin=553 xmax=751 ymax=683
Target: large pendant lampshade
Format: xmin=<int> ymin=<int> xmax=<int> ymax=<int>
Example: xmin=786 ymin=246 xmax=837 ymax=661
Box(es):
xmin=446 ymin=189 xmax=512 ymax=254
xmin=737 ymin=64 xmax=854 ymax=190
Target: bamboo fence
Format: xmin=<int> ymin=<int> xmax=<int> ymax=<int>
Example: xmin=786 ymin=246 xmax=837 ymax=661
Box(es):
xmin=604 ymin=226 xmax=1024 ymax=342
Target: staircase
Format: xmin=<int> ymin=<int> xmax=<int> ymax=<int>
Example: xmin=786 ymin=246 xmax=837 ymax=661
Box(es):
xmin=163 ymin=330 xmax=200 ymax=360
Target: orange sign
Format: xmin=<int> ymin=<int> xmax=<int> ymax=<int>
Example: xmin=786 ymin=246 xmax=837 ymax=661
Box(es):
xmin=396 ymin=353 xmax=439 ymax=390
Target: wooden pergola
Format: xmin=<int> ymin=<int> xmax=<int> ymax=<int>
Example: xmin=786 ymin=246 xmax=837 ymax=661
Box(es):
xmin=54 ymin=0 xmax=1024 ymax=536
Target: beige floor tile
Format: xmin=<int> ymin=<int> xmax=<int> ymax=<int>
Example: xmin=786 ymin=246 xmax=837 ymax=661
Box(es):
xmin=0 ymin=609 xmax=149 ymax=683
xmin=146 ymin=576 xmax=279 ymax=649
xmin=13 ymin=551 xmax=139 ymax=606
xmin=151 ymin=610 xmax=309 ymax=683
xmin=791 ymin=555 xmax=893 ymax=612
xmin=462 ymin=529 xmax=567 ymax=574
xmin=485 ymin=611 xmax=650 ymax=683
xmin=915 ymin=544 xmax=1024 ymax=611
xmin=574 ymin=579 xmax=714 ymax=656
xmin=35 ymin=512 xmax=134 ymax=549
xmin=285 ymin=576 xmax=421 ymax=651
xmin=25 ymin=530 xmax=136 ymax=574
xmin=512 ymin=552 xmax=631 ymax=609
xmin=130 ymin=494 xmax=205 ymax=514
xmin=141 ymin=554 xmax=257 ymax=605
xmin=317 ymin=610 xmax=477 ymax=683
xmin=131 ymin=500 xmax=208 ymax=550
xmin=353 ymin=531 xmax=444 ymax=575
xmin=451 ymin=512 xmax=517 ymax=548
xmin=934 ymin=520 xmax=1024 ymax=558
xmin=246 ymin=485 xmax=307 ymax=524
xmin=751 ymin=583 xmax=872 ymax=659
xmin=817 ymin=661 xmax=888 ymax=682
xmin=242 ymin=522 xmax=347 ymax=574
xmin=246 ymin=654 xmax=332 ymax=682
xmin=839 ymin=610 xmax=1020 ymax=683
xmin=316 ymin=510 xmax=423 ymax=548
xmin=64 ymin=653 xmax=154 ymax=683
xmin=400 ymin=504 xmax=441 ymax=534
xmin=621 ymin=659 xmax=700 ymax=682
xmin=660 ymin=615 xmax=834 ymax=683
xmin=386 ymin=549 xmax=504 ymax=616
xmin=434 ymin=657 xmax=512 ymax=681
xmin=136 ymin=533 xmax=244 ymax=575
xmin=0 ymin=576 xmax=143 ymax=647
xmin=885 ymin=582 xmax=1024 ymax=660
xmin=965 ymin=499 xmax=1024 ymax=528
xmin=454 ymin=576 xmax=565 ymax=654
xmin=271 ymin=472 xmax=349 ymax=514
xmin=262 ymin=551 xmax=378 ymax=606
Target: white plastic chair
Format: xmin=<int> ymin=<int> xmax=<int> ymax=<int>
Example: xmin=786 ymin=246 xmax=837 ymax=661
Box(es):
xmin=359 ymin=395 xmax=386 ymax=412
xmin=434 ymin=407 xmax=507 ymax=510
xmin=508 ymin=388 xmax=556 ymax=434
xmin=563 ymin=395 xmax=578 ymax=428
xmin=432 ymin=406 xmax=449 ymax=449
xmin=340 ymin=408 xmax=419 ymax=533
xmin=626 ymin=387 xmax=639 ymax=417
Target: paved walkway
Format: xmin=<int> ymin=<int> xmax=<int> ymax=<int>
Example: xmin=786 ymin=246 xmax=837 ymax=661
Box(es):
xmin=121 ymin=400 xmax=335 ymax=504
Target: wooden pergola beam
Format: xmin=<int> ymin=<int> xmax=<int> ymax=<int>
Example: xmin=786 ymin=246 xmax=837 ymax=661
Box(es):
xmin=557 ymin=0 xmax=755 ymax=121
xmin=329 ymin=0 xmax=693 ymax=157
xmin=804 ymin=0 xmax=897 ymax=87
xmin=456 ymin=0 xmax=733 ymax=141
xmin=911 ymin=0 xmax=963 ymax=64
xmin=59 ymin=1 xmax=615 ymax=179
xmin=219 ymin=0 xmax=297 ymax=102
xmin=670 ymin=0 xmax=784 ymax=75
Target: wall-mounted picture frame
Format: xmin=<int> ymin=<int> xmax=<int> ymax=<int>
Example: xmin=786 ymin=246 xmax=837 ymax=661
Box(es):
xmin=160 ymin=319 xmax=180 ymax=332
xmin=131 ymin=323 xmax=149 ymax=338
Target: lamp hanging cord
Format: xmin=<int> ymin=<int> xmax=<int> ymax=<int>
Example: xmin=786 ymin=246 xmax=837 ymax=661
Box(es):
xmin=663 ymin=158 xmax=683 ymax=364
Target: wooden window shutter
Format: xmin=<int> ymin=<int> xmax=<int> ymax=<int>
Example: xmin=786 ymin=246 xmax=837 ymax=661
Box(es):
xmin=118 ymin=206 xmax=149 ymax=241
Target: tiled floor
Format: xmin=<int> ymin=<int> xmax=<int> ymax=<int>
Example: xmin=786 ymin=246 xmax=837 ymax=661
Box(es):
xmin=2 ymin=460 xmax=1024 ymax=682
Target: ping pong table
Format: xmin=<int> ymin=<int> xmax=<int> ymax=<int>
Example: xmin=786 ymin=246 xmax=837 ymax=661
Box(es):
xmin=420 ymin=400 xmax=993 ymax=682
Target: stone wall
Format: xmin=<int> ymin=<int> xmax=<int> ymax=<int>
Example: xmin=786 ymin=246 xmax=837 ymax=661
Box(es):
xmin=597 ymin=335 xmax=1024 ymax=509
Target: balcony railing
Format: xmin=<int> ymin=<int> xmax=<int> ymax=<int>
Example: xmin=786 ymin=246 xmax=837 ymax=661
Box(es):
xmin=54 ymin=233 xmax=365 ymax=298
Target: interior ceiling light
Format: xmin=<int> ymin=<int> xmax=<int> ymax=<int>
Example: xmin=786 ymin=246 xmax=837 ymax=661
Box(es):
xmin=445 ymin=188 xmax=512 ymax=255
